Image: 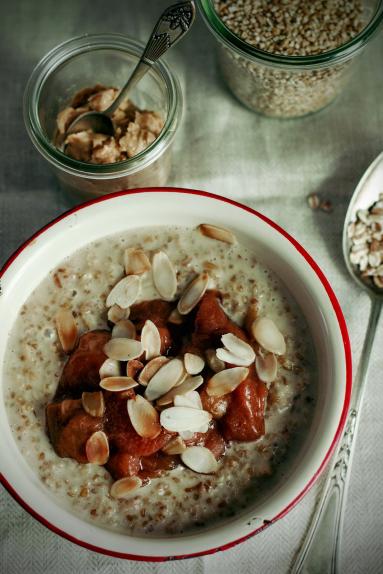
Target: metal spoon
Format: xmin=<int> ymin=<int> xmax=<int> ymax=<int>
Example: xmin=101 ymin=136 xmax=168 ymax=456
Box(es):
xmin=66 ymin=1 xmax=195 ymax=136
xmin=291 ymin=152 xmax=383 ymax=574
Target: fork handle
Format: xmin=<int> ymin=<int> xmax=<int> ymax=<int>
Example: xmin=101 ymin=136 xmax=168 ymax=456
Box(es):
xmin=106 ymin=1 xmax=195 ymax=116
xmin=291 ymin=297 xmax=382 ymax=574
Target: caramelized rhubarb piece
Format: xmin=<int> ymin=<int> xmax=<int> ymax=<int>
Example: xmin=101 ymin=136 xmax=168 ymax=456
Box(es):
xmin=46 ymin=401 xmax=103 ymax=463
xmin=126 ymin=359 xmax=144 ymax=378
xmin=46 ymin=399 xmax=82 ymax=450
xmin=222 ymin=368 xmax=268 ymax=442
xmin=204 ymin=427 xmax=226 ymax=459
xmin=105 ymin=394 xmax=173 ymax=456
xmin=139 ymin=451 xmax=179 ymax=479
xmin=157 ymin=326 xmax=173 ymax=355
xmin=184 ymin=424 xmax=226 ymax=460
xmin=56 ymin=330 xmax=111 ymax=398
xmin=106 ymin=452 xmax=141 ymax=480
xmin=200 ymin=388 xmax=231 ymax=420
xmin=129 ymin=300 xmax=172 ymax=329
xmin=192 ymin=292 xmax=247 ymax=350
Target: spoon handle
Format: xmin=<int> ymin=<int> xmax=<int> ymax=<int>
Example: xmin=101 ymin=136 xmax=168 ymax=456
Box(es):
xmin=291 ymin=297 xmax=382 ymax=574
xmin=106 ymin=1 xmax=195 ymax=116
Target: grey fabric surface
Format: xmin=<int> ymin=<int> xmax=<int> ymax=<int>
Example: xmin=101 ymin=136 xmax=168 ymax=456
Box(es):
xmin=1 ymin=1 xmax=383 ymax=572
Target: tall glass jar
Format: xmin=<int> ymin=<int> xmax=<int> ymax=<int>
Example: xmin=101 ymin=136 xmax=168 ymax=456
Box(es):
xmin=24 ymin=34 xmax=183 ymax=200
xmin=198 ymin=0 xmax=383 ymax=118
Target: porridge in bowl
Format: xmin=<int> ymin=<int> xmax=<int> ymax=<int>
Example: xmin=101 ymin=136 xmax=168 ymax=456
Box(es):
xmin=3 ymin=224 xmax=316 ymax=535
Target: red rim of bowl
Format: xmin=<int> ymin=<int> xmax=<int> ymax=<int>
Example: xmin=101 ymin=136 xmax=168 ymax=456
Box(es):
xmin=0 ymin=187 xmax=352 ymax=561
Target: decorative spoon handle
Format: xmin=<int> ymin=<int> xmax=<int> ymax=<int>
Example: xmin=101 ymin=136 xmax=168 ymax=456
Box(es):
xmin=106 ymin=1 xmax=195 ymax=116
xmin=291 ymin=297 xmax=382 ymax=574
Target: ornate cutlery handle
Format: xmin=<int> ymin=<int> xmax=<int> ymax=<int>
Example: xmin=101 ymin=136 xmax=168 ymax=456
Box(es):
xmin=107 ymin=2 xmax=195 ymax=116
xmin=143 ymin=1 xmax=196 ymax=63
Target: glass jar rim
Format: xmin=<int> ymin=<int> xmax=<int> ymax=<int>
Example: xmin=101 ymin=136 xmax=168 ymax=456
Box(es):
xmin=23 ymin=33 xmax=182 ymax=178
xmin=198 ymin=0 xmax=383 ymax=68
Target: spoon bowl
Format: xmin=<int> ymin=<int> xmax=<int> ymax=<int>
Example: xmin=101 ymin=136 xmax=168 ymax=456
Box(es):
xmin=67 ymin=111 xmax=115 ymax=137
xmin=342 ymin=151 xmax=383 ymax=298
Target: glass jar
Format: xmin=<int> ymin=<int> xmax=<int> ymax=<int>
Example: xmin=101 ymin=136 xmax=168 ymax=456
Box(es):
xmin=198 ymin=0 xmax=383 ymax=118
xmin=24 ymin=34 xmax=182 ymax=200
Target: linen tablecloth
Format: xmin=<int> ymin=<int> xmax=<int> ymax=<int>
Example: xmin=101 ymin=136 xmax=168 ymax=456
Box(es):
xmin=1 ymin=1 xmax=383 ymax=572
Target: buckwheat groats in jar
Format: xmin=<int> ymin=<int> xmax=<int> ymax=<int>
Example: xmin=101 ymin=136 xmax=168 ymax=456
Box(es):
xmin=4 ymin=225 xmax=317 ymax=535
xmin=201 ymin=0 xmax=373 ymax=117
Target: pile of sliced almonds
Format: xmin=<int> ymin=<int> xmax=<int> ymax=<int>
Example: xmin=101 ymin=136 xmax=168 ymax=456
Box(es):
xmin=214 ymin=321 xmax=285 ymax=384
xmin=54 ymin=225 xmax=287 ymax=498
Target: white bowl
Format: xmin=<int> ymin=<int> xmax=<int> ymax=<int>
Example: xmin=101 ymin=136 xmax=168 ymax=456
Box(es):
xmin=0 ymin=188 xmax=351 ymax=560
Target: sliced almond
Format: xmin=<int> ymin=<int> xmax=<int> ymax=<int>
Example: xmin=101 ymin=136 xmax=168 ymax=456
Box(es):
xmin=126 ymin=359 xmax=144 ymax=378
xmin=99 ymin=358 xmax=120 ymax=379
xmin=181 ymin=446 xmax=218 ymax=474
xmin=220 ymin=333 xmax=255 ymax=366
xmin=216 ymin=348 xmax=249 ymax=367
xmin=144 ymin=358 xmax=185 ymax=401
xmin=184 ymin=353 xmax=205 ymax=375
xmin=198 ymin=224 xmax=237 ymax=245
xmin=255 ymin=353 xmax=278 ymax=383
xmin=141 ymin=319 xmax=161 ymax=360
xmin=174 ymin=390 xmax=203 ymax=410
xmin=152 ymin=251 xmax=177 ymax=301
xmin=104 ymin=338 xmax=143 ymax=361
xmin=251 ymin=317 xmax=286 ymax=355
xmin=195 ymin=423 xmax=210 ymax=434
xmin=112 ymin=319 xmax=136 ymax=340
xmin=206 ymin=367 xmax=249 ymax=397
xmin=82 ymin=391 xmax=105 ymax=417
xmin=55 ymin=309 xmax=78 ymax=353
xmin=162 ymin=436 xmax=186 ymax=455
xmin=110 ymin=476 xmax=142 ymax=499
xmin=168 ymin=308 xmax=184 ymax=325
xmin=216 ymin=346 xmax=255 ymax=368
xmin=157 ymin=375 xmax=204 ymax=406
xmin=160 ymin=406 xmax=212 ymax=433
xmin=86 ymin=431 xmax=109 ymax=465
xmin=205 ymin=349 xmax=225 ymax=373
xmin=107 ymin=304 xmax=130 ymax=324
xmin=106 ymin=275 xmax=140 ymax=308
xmin=127 ymin=395 xmax=161 ymax=439
xmin=170 ymin=370 xmax=187 ymax=389
xmin=100 ymin=376 xmax=138 ymax=392
xmin=138 ymin=356 xmax=169 ymax=386
xmin=179 ymin=430 xmax=195 ymax=440
xmin=177 ymin=272 xmax=210 ymax=315
xmin=124 ymin=248 xmax=151 ymax=276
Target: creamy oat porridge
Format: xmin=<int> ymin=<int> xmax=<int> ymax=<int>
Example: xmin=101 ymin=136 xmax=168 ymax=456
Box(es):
xmin=3 ymin=224 xmax=316 ymax=535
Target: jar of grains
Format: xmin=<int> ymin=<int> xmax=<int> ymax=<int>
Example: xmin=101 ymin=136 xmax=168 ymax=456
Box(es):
xmin=198 ymin=0 xmax=383 ymax=118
